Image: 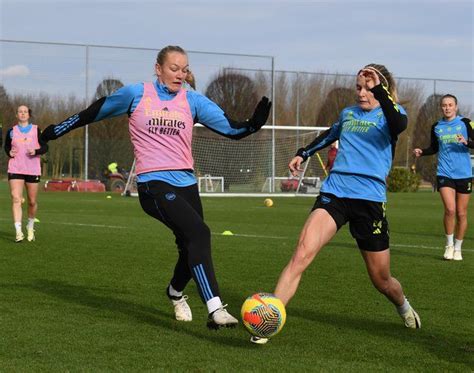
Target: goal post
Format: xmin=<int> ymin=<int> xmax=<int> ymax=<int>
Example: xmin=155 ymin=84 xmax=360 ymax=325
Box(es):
xmin=123 ymin=125 xmax=329 ymax=197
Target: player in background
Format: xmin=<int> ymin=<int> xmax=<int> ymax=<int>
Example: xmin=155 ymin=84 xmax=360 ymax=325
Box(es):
xmin=413 ymin=94 xmax=473 ymax=261
xmin=4 ymin=105 xmax=48 ymax=242
xmin=252 ymin=64 xmax=420 ymax=344
xmin=40 ymin=45 xmax=271 ymax=330
xmin=324 ymin=141 xmax=338 ymax=173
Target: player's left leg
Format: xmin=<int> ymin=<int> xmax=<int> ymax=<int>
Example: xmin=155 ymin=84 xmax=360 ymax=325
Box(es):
xmin=439 ymin=186 xmax=456 ymax=259
xmin=25 ymin=178 xmax=39 ymax=242
xmin=351 ymin=199 xmax=420 ymax=328
xmin=360 ymin=249 xmax=420 ymax=328
xmin=453 ymin=189 xmax=471 ymax=261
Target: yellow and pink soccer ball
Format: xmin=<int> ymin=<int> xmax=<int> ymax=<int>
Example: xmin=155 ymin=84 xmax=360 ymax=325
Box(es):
xmin=241 ymin=293 xmax=286 ymax=338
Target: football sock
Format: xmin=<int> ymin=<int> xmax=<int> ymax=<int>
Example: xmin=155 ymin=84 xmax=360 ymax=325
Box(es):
xmin=454 ymin=239 xmax=463 ymax=252
xmin=207 ymin=296 xmax=222 ymax=314
xmin=27 ymin=218 xmax=35 ymax=230
xmin=168 ymin=284 xmax=183 ymax=298
xmin=396 ymin=297 xmax=411 ymax=316
xmin=14 ymin=222 xmax=22 ymax=233
xmin=445 ymin=234 xmax=454 ymax=247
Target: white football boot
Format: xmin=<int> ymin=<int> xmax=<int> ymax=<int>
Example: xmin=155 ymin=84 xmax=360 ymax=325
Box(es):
xmin=250 ymin=336 xmax=269 ymax=344
xmin=207 ymin=305 xmax=238 ymax=329
xmin=400 ymin=306 xmax=421 ymax=329
xmin=453 ymin=250 xmax=463 ymax=261
xmin=15 ymin=231 xmax=24 ymax=243
xmin=27 ymin=227 xmax=35 ymax=242
xmin=443 ymin=245 xmax=454 ymax=260
xmin=167 ymin=289 xmax=192 ymax=322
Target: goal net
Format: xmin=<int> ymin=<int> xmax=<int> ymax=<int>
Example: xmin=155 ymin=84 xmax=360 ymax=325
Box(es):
xmin=123 ymin=125 xmax=329 ymax=196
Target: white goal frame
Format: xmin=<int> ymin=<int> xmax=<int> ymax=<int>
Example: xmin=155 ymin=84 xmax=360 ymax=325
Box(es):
xmin=123 ymin=125 xmax=329 ymax=197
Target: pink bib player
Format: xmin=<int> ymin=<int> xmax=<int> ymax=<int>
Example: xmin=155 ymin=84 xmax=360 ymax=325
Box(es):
xmin=8 ymin=124 xmax=41 ymax=176
xmin=129 ymin=83 xmax=194 ymax=175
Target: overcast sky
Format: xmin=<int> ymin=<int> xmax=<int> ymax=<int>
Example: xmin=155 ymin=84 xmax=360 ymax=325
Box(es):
xmin=1 ymin=0 xmax=473 ymax=79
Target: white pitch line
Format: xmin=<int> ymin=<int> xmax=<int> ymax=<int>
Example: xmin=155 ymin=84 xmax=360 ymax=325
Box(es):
xmin=0 ymin=217 xmax=126 ymax=229
xmin=212 ymin=231 xmax=474 ymax=253
xmin=1 ymin=216 xmax=472 ymax=253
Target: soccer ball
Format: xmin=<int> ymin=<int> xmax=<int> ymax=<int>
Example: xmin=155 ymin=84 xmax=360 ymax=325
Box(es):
xmin=264 ymin=198 xmax=273 ymax=207
xmin=241 ymin=293 xmax=286 ymax=338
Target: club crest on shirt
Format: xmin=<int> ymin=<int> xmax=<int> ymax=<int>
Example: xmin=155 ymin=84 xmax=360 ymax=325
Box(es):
xmin=165 ymin=192 xmax=176 ymax=201
xmin=321 ymin=195 xmax=331 ymax=204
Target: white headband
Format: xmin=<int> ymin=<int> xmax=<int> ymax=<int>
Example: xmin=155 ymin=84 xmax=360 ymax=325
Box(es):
xmin=364 ymin=66 xmax=390 ymax=88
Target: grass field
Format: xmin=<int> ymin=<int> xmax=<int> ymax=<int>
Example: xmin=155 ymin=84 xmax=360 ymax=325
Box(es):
xmin=0 ymin=182 xmax=473 ymax=372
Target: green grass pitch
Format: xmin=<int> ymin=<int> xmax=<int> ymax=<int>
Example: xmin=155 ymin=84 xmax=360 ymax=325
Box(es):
xmin=0 ymin=183 xmax=472 ymax=371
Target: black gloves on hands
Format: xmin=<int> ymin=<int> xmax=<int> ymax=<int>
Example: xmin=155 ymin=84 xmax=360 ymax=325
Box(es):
xmin=247 ymin=96 xmax=271 ymax=132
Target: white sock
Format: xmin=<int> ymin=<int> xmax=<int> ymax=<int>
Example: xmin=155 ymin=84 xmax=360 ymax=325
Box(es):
xmin=446 ymin=234 xmax=454 ymax=247
xmin=454 ymin=239 xmax=463 ymax=252
xmin=27 ymin=218 xmax=35 ymax=230
xmin=206 ymin=296 xmax=222 ymax=314
xmin=14 ymin=222 xmax=22 ymax=233
xmin=396 ymin=297 xmax=411 ymax=316
xmin=168 ymin=284 xmax=183 ymax=298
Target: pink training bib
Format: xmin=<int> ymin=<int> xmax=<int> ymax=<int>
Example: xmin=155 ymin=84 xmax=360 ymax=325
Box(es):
xmin=129 ymin=83 xmax=194 ymax=175
xmin=8 ymin=124 xmax=41 ymax=175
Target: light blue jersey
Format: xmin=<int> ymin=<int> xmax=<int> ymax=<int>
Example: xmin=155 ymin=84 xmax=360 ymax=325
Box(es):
xmin=298 ymin=85 xmax=407 ymax=202
xmin=425 ymin=116 xmax=473 ymax=179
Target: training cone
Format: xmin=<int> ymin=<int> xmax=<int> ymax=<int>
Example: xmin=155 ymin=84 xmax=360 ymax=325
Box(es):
xmin=106 ymin=195 xmax=112 ymax=199
xmin=222 ymin=230 xmax=234 ymax=236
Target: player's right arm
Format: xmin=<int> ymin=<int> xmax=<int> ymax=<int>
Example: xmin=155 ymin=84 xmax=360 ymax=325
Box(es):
xmin=41 ymin=84 xmax=142 ymax=142
xmin=4 ymin=128 xmax=14 ymax=157
xmin=294 ymin=122 xmax=341 ymax=163
xmin=414 ymin=122 xmax=438 ymax=157
xmin=288 ymin=123 xmax=340 ymax=176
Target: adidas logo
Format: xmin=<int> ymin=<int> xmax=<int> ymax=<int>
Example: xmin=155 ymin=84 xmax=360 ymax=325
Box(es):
xmin=373 ymin=228 xmax=381 ymax=234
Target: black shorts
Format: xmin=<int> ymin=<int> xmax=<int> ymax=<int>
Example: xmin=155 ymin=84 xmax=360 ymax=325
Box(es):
xmin=8 ymin=173 xmax=41 ymax=183
xmin=436 ymin=176 xmax=472 ymax=194
xmin=312 ymin=192 xmax=389 ymax=252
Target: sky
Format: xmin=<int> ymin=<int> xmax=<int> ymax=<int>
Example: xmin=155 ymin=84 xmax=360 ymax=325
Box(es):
xmin=0 ymin=0 xmax=473 ymax=101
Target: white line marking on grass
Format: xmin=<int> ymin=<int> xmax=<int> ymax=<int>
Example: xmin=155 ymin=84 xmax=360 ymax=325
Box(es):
xmin=212 ymin=231 xmax=474 ymax=252
xmin=2 ymin=216 xmax=472 ymax=253
xmin=0 ymin=217 xmax=126 ymax=229
xmin=48 ymin=222 xmax=128 ymax=229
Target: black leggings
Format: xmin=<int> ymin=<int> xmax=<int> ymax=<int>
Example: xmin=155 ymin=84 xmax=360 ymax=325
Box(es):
xmin=137 ymin=180 xmax=219 ymax=303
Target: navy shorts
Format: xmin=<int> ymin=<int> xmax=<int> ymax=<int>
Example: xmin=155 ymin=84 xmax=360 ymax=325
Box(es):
xmin=312 ymin=192 xmax=389 ymax=252
xmin=437 ymin=176 xmax=472 ymax=194
xmin=8 ymin=173 xmax=41 ymax=183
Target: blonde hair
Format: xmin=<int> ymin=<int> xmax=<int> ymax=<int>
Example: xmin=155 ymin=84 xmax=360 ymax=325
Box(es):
xmin=156 ymin=45 xmax=187 ymax=65
xmin=185 ymin=70 xmax=196 ymax=90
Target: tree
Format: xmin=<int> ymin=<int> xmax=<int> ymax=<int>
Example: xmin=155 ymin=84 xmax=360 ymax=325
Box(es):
xmin=88 ymin=77 xmax=133 ymax=179
xmin=315 ymin=87 xmax=355 ymax=126
xmin=199 ymin=70 xmax=264 ymax=191
xmin=412 ymin=94 xmax=443 ymax=184
xmin=0 ymin=85 xmax=11 ymax=173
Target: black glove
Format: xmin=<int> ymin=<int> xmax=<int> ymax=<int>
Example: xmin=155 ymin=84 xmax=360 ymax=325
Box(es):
xmin=40 ymin=124 xmax=59 ymax=143
xmin=247 ymin=96 xmax=271 ymax=132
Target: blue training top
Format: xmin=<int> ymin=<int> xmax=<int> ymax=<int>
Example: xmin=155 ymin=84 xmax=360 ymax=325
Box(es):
xmin=296 ymin=85 xmax=407 ymax=202
xmin=422 ymin=115 xmax=473 ymax=179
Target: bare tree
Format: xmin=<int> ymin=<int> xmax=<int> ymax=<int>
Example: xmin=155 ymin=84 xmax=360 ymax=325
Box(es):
xmin=88 ymin=77 xmax=133 ymax=179
xmin=412 ymin=94 xmax=443 ymax=184
xmin=205 ymin=70 xmax=258 ymax=120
